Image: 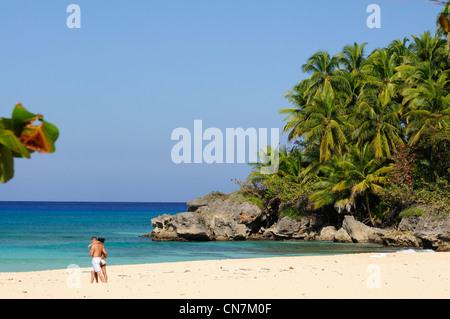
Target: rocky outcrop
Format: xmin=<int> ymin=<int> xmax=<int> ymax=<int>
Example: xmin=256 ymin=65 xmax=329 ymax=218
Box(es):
xmin=265 ymin=216 xmax=311 ymax=240
xmin=400 ymin=215 xmax=450 ymax=252
xmin=150 ymin=197 xmax=269 ymax=241
xmin=334 ymin=228 xmax=353 ymax=243
xmin=342 ymin=215 xmax=373 ymax=243
xmin=147 ymin=194 xmax=450 ymax=251
xmin=333 ymin=216 xmax=388 ymax=245
xmin=265 ymin=210 xmax=338 ymax=241
xmin=318 ymin=226 xmax=337 ymax=241
xmin=329 ymin=215 xmax=450 ymax=251
xmin=150 ymin=213 xmax=211 ymax=241
xmin=382 ymin=231 xmax=422 ymax=248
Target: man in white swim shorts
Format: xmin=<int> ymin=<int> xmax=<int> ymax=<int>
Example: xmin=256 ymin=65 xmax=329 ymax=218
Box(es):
xmin=92 ymin=257 xmax=102 ymax=273
xmin=89 ymin=237 xmax=107 ymax=283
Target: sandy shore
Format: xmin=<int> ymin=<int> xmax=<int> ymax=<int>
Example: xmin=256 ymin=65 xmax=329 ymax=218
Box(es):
xmin=0 ymin=252 xmax=449 ymax=299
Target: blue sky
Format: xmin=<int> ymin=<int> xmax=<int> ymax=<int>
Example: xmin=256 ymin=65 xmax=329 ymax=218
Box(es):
xmin=0 ymin=0 xmax=442 ymax=202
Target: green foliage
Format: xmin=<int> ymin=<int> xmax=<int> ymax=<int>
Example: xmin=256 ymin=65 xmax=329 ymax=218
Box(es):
xmin=228 ymin=190 xmax=264 ymax=209
xmin=413 ymin=177 xmax=450 ymax=214
xmin=244 ymin=29 xmax=450 ymax=226
xmin=399 ymin=207 xmax=427 ymax=218
xmin=278 ymin=205 xmax=303 ymax=221
xmin=309 ymin=143 xmax=392 ymax=225
xmin=0 ymin=104 xmax=59 ymax=183
xmin=265 ymin=175 xmax=313 ymax=205
xmin=201 ymin=191 xmax=228 ymax=201
xmin=202 ymin=189 xmax=264 ymax=209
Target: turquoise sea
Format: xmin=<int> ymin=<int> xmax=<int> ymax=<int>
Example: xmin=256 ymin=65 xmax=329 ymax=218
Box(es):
xmin=0 ymin=201 xmax=408 ymax=272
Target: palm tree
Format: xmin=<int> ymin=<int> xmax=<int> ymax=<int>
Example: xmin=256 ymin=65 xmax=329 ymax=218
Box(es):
xmin=363 ymin=48 xmax=401 ymax=106
xmin=297 ymin=80 xmax=349 ymax=163
xmin=279 ymin=80 xmax=310 ymax=141
xmin=402 ymin=74 xmax=450 ymax=145
xmin=388 ymin=37 xmax=412 ymax=65
xmin=310 ymin=143 xmax=392 ymax=225
xmin=248 ymin=146 xmax=303 ymax=184
xmin=410 ymin=31 xmax=447 ymax=66
xmin=395 ymin=60 xmax=446 ymax=86
xmin=272 ymin=28 xmax=449 ymax=225
xmin=335 ymin=42 xmax=370 ymax=107
xmin=351 ymin=91 xmax=405 ymax=158
xmin=301 ymin=51 xmax=349 ymax=95
xmin=336 ymin=42 xmax=368 ymax=73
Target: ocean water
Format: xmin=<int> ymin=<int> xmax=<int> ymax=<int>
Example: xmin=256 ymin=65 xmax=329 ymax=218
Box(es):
xmin=0 ymin=201 xmax=406 ymax=272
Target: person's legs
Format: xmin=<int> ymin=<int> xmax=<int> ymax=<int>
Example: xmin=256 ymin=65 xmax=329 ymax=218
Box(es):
xmin=101 ymin=265 xmax=108 ymax=283
xmin=96 ymin=271 xmax=105 ymax=283
xmin=92 ymin=257 xmax=105 ymax=282
xmin=91 ymin=258 xmax=104 ymax=283
xmin=90 ymin=270 xmax=98 ymax=283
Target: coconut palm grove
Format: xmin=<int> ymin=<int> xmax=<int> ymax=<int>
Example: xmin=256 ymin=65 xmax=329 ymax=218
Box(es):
xmin=236 ymin=14 xmax=450 ymax=227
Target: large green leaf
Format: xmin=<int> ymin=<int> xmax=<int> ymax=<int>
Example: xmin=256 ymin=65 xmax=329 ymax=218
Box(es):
xmin=42 ymin=120 xmax=60 ymax=143
xmin=0 ymin=117 xmax=14 ymax=130
xmin=0 ymin=128 xmax=30 ymax=158
xmin=19 ymin=123 xmax=57 ymax=154
xmin=12 ymin=103 xmax=42 ymax=124
xmin=10 ymin=103 xmax=59 ymax=154
xmin=0 ymin=145 xmax=14 ymax=183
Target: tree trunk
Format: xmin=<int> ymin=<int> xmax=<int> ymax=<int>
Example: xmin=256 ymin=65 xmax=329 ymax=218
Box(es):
xmin=448 ymin=10 xmax=450 ymax=61
xmin=448 ymin=33 xmax=450 ymax=61
xmin=365 ymin=192 xmax=375 ymax=226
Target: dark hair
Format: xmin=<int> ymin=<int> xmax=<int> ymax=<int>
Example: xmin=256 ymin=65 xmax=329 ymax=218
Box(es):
xmin=98 ymin=238 xmax=105 ymax=243
xmin=91 ymin=236 xmax=97 ymax=241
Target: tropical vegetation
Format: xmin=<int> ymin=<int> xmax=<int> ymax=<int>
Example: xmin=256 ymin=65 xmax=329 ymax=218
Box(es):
xmin=241 ymin=25 xmax=450 ymax=226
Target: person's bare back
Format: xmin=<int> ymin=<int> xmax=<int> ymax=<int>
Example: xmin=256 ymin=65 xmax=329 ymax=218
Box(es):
xmin=90 ymin=242 xmax=107 ymax=258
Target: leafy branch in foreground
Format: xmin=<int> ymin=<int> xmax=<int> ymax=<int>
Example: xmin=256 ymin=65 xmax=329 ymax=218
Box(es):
xmin=0 ymin=103 xmax=59 ymax=183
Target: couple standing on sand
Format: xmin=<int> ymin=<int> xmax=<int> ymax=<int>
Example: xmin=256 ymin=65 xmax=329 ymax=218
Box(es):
xmin=89 ymin=237 xmax=108 ymax=283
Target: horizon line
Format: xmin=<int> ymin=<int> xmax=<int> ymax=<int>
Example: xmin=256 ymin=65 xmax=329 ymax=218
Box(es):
xmin=0 ymin=200 xmax=188 ymax=204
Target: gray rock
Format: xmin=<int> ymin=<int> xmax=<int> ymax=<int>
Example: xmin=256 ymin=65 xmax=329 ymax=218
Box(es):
xmin=210 ymin=213 xmax=248 ymax=241
xmin=307 ymin=231 xmax=319 ymax=241
xmin=382 ymin=231 xmax=422 ymax=248
xmin=342 ymin=215 xmax=372 ymax=243
xmin=413 ymin=216 xmax=450 ymax=251
xmin=398 ymin=216 xmax=420 ymax=232
xmin=368 ymin=230 xmax=386 ymax=245
xmin=334 ymin=228 xmax=352 ymax=243
xmin=267 ymin=216 xmax=307 ymax=240
xmin=149 ymin=193 xmax=450 ymax=250
xmin=150 ymin=212 xmax=210 ymax=241
xmin=318 ymin=226 xmax=337 ymax=241
xmin=187 ymin=197 xmax=210 ymax=212
xmin=341 ymin=215 xmax=390 ymax=244
xmin=150 ymin=197 xmax=265 ymax=241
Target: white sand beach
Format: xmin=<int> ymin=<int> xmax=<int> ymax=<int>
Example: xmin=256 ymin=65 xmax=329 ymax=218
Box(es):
xmin=0 ymin=252 xmax=449 ymax=299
